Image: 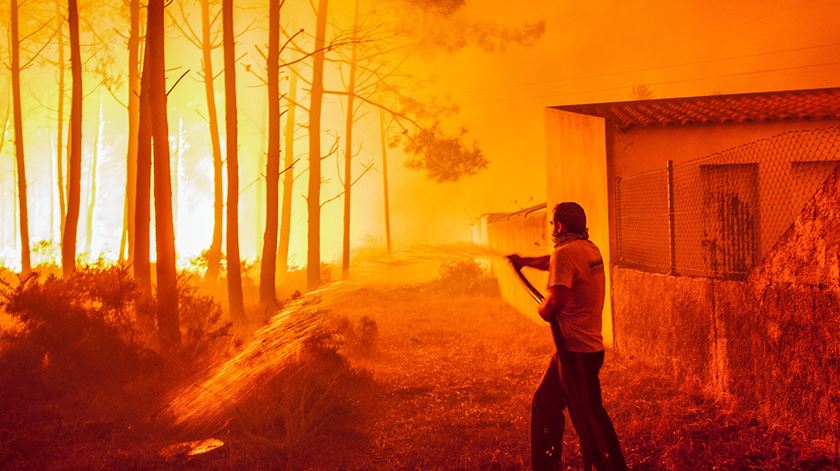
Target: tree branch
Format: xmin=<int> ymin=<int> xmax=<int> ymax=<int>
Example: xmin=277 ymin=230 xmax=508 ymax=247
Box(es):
xmin=281 ymin=94 xmax=309 ymax=113
xmin=166 ymin=2 xmax=202 ymax=49
xmin=320 ymin=162 xmax=374 ymax=208
xmin=166 ymin=69 xmax=191 ymax=96
xmin=323 ymin=89 xmax=420 ymax=130
xmin=279 ymin=28 xmax=305 ymax=56
xmin=246 ymin=67 xmax=268 ymax=86
xmin=320 ymin=136 xmax=339 ymax=161
xmin=20 ymin=23 xmax=62 ymax=70
xmin=281 ymin=158 xmax=299 ymax=175
xmin=105 ymin=84 xmax=129 ymax=109
xmin=20 ymin=16 xmax=56 ymax=44
xmin=194 ymin=108 xmax=208 ymax=124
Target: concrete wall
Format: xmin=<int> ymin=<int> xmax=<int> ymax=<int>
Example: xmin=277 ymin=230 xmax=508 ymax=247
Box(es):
xmin=613 ymin=163 xmax=840 ymax=452
xmin=545 ymin=108 xmax=614 ymax=346
xmin=481 ymin=206 xmax=549 ymax=325
xmin=611 ymin=119 xmax=840 ymax=178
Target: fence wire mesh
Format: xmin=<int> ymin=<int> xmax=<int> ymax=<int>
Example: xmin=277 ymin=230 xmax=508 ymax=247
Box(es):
xmin=615 ymin=169 xmax=670 ymax=273
xmin=616 ymin=126 xmax=840 ymax=279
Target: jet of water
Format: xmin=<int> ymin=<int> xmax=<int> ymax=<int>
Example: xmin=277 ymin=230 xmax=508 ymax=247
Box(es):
xmin=167 ymin=243 xmax=506 ymax=430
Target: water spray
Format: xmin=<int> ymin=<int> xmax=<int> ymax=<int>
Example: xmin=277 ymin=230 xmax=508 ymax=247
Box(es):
xmin=166 ymin=242 xmax=507 ymax=431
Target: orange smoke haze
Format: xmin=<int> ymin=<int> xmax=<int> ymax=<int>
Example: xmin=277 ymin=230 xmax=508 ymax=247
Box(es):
xmin=1 ymin=0 xmax=839 ymax=270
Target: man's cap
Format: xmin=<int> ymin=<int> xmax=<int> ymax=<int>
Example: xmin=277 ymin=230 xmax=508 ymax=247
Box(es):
xmin=552 ymin=202 xmax=587 ymax=234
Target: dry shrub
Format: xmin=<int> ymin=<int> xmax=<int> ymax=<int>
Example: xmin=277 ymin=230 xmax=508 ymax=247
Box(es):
xmin=425 ymin=259 xmax=500 ymax=296
xmin=176 ymin=274 xmax=232 ymax=366
xmin=0 ymin=267 xmax=160 ymax=401
xmin=334 ymin=314 xmax=379 ymax=356
xmin=0 ymin=267 xmax=234 ymax=405
xmin=230 ymin=322 xmax=375 ymax=466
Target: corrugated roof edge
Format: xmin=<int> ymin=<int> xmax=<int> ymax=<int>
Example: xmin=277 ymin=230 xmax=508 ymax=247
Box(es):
xmin=552 ymin=87 xmax=840 ymax=131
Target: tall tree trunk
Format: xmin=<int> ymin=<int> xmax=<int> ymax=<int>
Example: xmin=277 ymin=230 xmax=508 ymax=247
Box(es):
xmin=380 ymin=108 xmax=391 ymax=253
xmin=147 ymin=0 xmax=180 ymax=350
xmin=134 ymin=5 xmax=154 ymax=294
xmin=49 ymin=135 xmax=55 ymax=241
xmin=12 ymin=162 xmax=18 ymax=251
xmin=62 ymin=0 xmax=83 ymax=277
xmin=120 ymin=0 xmax=140 ymax=263
xmin=0 ymin=105 xmax=10 ymax=250
xmin=85 ymin=94 xmax=103 ymax=255
xmin=341 ymin=0 xmax=360 ymax=279
xmin=256 ymin=106 xmax=266 ymax=259
xmin=201 ymin=0 xmax=224 ymax=284
xmin=173 ymin=116 xmax=182 ymax=235
xmin=277 ymin=72 xmax=296 ymax=277
xmin=56 ymin=0 xmax=66 ymax=237
xmin=259 ymin=0 xmax=281 ymax=308
xmin=223 ymin=0 xmax=245 ymax=319
xmin=11 ymin=0 xmax=31 ymax=274
xmin=307 ymin=0 xmax=328 ymax=290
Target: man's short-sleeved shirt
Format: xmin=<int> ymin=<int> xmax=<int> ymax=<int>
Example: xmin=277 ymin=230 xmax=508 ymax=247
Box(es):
xmin=547 ymin=239 xmax=605 ymax=353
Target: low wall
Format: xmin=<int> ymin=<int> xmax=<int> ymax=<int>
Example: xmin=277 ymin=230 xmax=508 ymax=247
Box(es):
xmin=613 ymin=165 xmax=840 ymax=451
xmin=481 ymin=205 xmax=549 ymax=325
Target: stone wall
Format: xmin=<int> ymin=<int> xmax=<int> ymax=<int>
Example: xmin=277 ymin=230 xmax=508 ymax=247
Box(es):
xmin=613 ymin=164 xmax=840 ymax=452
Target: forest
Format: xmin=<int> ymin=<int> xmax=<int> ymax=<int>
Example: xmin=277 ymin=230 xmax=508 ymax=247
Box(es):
xmin=0 ymin=0 xmax=530 ymax=345
xmin=1 ymin=1 xmax=837 ymax=469
xmin=0 ymin=0 xmax=542 ymax=467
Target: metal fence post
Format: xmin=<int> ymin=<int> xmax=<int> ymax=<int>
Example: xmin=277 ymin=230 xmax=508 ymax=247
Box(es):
xmin=614 ymin=176 xmax=622 ymax=265
xmin=667 ymin=160 xmax=677 ymax=275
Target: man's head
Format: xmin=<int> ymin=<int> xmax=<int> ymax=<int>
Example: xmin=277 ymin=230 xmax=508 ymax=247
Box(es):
xmin=552 ymin=202 xmax=587 ymax=235
xmin=551 ymin=202 xmax=588 ymax=246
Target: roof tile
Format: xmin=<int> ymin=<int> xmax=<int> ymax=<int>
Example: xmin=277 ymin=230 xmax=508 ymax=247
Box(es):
xmin=555 ymin=87 xmax=840 ymax=131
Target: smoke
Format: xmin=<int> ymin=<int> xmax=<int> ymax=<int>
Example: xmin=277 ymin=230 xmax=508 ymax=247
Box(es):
xmin=396 ymin=0 xmax=546 ymax=54
xmin=405 ymin=0 xmax=466 ymax=15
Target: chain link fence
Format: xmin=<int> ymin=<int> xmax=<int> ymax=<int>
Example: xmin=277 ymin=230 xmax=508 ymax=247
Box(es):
xmin=616 ymin=126 xmax=840 ymax=279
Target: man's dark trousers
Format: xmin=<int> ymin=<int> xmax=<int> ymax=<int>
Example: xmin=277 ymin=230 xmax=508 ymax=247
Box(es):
xmin=531 ymin=349 xmax=627 ymax=471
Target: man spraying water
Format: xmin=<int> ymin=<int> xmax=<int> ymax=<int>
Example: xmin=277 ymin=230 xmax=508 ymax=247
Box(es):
xmin=509 ymin=202 xmax=627 ymax=471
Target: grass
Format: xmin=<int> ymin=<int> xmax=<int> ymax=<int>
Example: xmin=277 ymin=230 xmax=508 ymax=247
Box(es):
xmin=0 ymin=268 xmax=836 ymax=470
xmin=314 ymin=284 xmax=837 ymax=470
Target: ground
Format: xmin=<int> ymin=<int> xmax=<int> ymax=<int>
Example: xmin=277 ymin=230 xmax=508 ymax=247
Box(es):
xmin=1 ymin=280 xmax=837 ymax=470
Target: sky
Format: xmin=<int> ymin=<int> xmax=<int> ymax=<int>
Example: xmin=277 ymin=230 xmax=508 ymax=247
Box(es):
xmin=395 ymin=0 xmax=840 ymax=247
xmin=1 ymin=0 xmax=839 ymax=270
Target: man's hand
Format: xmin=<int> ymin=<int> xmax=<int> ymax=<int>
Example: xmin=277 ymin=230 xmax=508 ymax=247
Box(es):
xmin=506 ymin=254 xmax=523 ymax=270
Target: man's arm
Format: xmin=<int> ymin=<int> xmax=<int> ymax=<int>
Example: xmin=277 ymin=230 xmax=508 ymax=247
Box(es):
xmin=538 ymin=285 xmax=569 ymax=322
xmin=507 ymin=254 xmax=550 ymax=271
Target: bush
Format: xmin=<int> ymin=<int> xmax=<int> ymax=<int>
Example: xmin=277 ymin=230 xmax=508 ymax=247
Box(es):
xmin=176 ymin=274 xmax=232 ymax=365
xmin=231 ymin=319 xmax=375 ymax=464
xmin=0 ymin=267 xmax=160 ymax=398
xmin=428 ymin=259 xmax=500 ymax=296
xmin=334 ymin=315 xmax=378 ymax=356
